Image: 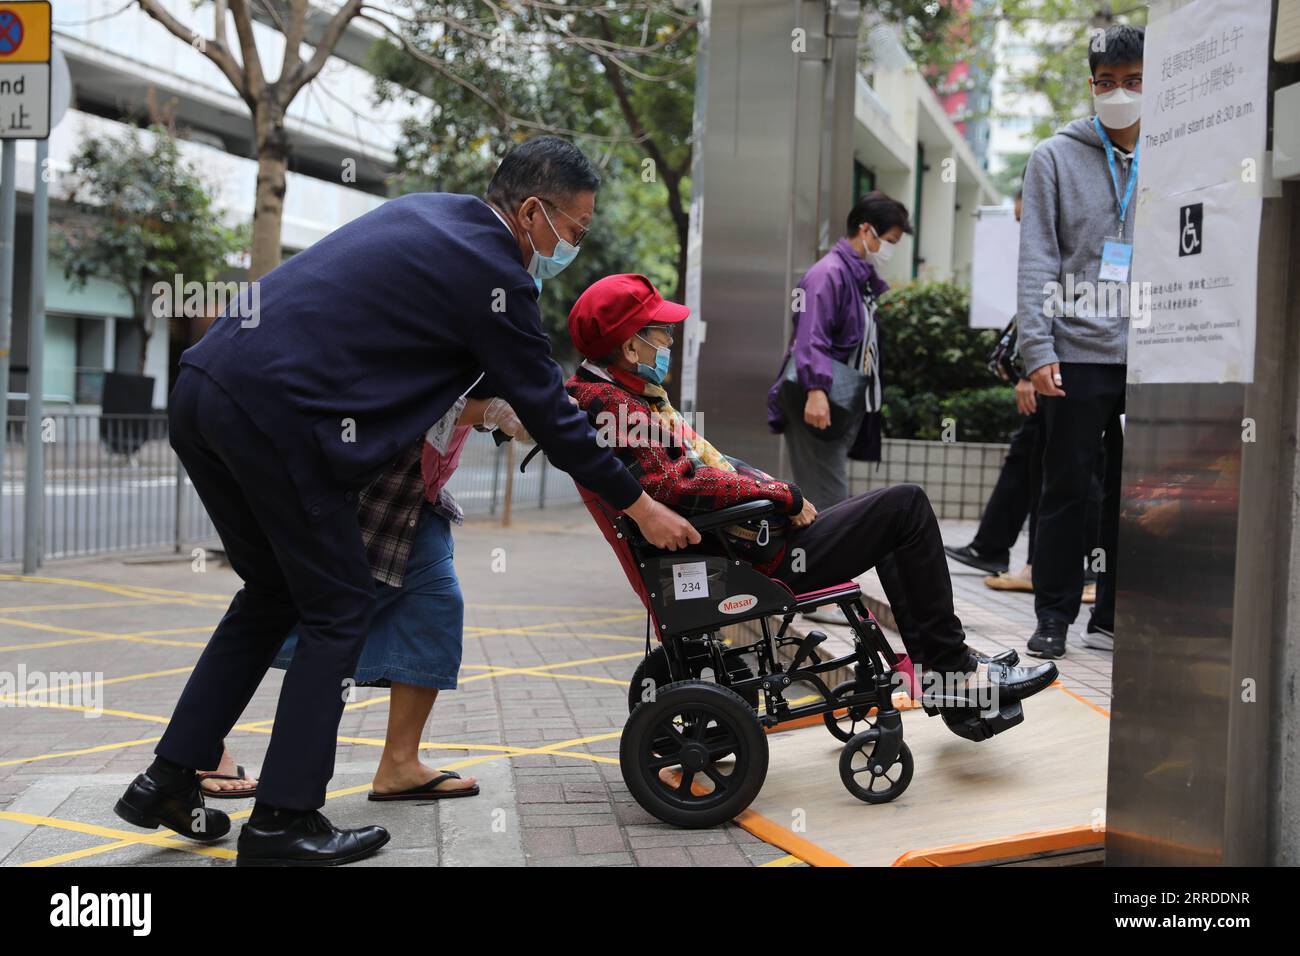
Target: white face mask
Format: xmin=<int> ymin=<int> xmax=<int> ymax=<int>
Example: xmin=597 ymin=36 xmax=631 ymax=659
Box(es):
xmin=1094 ymin=88 xmax=1142 ymax=130
xmin=864 ymin=225 xmax=894 ymax=267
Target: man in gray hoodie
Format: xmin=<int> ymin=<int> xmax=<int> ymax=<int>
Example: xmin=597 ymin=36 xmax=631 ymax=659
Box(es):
xmin=1016 ymin=24 xmax=1144 ymax=660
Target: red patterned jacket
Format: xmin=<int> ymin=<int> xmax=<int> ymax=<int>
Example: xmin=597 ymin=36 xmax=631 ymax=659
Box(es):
xmin=565 ymin=366 xmax=803 ymax=520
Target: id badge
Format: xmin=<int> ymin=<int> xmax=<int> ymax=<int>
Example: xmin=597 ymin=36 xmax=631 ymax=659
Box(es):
xmin=1098 ymin=239 xmax=1133 ymax=283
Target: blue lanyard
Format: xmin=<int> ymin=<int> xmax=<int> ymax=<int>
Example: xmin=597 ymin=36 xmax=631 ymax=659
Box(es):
xmin=1093 ymin=116 xmax=1139 ymax=233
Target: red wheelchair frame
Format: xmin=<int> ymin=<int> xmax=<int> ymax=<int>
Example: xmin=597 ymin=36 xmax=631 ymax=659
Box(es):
xmin=577 ymin=486 xmax=923 ymax=829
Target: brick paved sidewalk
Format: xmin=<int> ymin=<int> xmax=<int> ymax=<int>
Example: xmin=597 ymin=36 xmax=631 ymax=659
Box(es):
xmin=0 ymin=505 xmax=788 ymax=868
xmin=0 ymin=504 xmax=1107 ymax=868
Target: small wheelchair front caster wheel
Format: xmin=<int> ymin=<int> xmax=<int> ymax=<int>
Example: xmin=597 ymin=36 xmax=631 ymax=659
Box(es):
xmin=839 ymin=729 xmax=913 ymax=804
xmin=824 ymin=679 xmax=876 ymax=743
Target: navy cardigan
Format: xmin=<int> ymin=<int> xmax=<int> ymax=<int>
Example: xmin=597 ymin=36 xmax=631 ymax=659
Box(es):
xmin=181 ymin=192 xmax=642 ymax=521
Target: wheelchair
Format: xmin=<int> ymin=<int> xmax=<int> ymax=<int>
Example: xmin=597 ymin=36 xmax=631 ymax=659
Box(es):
xmin=575 ymin=488 xmax=1025 ymax=829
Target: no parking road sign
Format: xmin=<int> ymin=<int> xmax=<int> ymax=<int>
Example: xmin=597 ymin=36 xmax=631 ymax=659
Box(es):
xmin=0 ymin=1 xmax=51 ymax=139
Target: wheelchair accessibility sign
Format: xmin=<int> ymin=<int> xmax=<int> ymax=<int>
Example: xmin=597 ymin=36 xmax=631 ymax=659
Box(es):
xmin=0 ymin=2 xmax=52 ymax=139
xmin=1178 ymin=203 xmax=1202 ymax=257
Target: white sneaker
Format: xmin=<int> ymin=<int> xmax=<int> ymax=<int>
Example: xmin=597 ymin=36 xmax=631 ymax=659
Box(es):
xmin=802 ymin=607 xmax=850 ymax=626
xmin=1081 ymin=623 xmax=1113 ymax=652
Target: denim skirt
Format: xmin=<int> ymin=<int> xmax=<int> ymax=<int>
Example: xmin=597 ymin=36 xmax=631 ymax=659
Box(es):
xmin=272 ymin=502 xmax=464 ymax=689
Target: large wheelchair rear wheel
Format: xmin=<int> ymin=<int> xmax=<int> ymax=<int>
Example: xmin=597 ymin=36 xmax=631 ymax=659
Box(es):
xmin=628 ymin=646 xmax=758 ymax=713
xmin=620 ymin=680 xmax=768 ymax=829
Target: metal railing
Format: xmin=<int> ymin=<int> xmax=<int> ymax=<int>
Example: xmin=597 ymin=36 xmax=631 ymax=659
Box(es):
xmin=442 ymin=430 xmax=580 ymax=517
xmin=1 ymin=414 xmax=218 ymax=563
xmin=0 ymin=415 xmax=577 ymax=566
xmin=850 ymin=437 xmax=1011 ymax=521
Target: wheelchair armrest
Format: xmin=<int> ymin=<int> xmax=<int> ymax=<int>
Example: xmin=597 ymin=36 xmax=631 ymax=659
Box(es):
xmin=688 ymin=499 xmax=776 ymax=532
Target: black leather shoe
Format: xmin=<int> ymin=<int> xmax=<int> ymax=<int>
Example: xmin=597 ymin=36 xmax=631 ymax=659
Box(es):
xmin=236 ymin=810 xmax=389 ymax=867
xmin=1027 ymin=619 xmax=1068 ymax=660
xmin=114 ymin=771 xmax=231 ymax=842
xmin=943 ymin=544 xmax=1009 ymax=576
xmin=924 ymin=656 xmax=1057 ymax=711
xmin=983 ymin=659 xmax=1058 ymax=702
xmin=970 ymin=647 xmax=1019 ymax=667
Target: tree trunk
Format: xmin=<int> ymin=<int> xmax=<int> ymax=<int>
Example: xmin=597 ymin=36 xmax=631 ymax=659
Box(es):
xmin=250 ymin=103 xmax=290 ymax=279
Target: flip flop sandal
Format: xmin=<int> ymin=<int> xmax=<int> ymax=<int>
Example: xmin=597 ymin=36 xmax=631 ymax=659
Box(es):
xmin=197 ymin=764 xmax=258 ymax=799
xmin=368 ymin=770 xmax=481 ymax=802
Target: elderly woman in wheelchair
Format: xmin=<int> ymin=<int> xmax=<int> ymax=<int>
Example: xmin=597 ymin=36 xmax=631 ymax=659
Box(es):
xmin=556 ymin=274 xmax=1058 ymax=828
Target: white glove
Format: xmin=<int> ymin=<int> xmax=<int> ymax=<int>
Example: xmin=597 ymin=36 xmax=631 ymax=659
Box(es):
xmin=482 ymin=398 xmax=534 ymax=444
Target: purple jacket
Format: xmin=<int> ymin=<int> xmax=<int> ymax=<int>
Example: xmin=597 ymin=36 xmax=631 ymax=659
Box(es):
xmin=767 ymin=237 xmax=889 ymax=432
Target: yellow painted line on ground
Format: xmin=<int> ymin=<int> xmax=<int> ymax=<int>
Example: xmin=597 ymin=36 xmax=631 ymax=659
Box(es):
xmin=99 ymin=583 xmax=231 ymax=601
xmin=18 ymin=730 xmax=628 ymax=867
xmin=463 ymin=611 xmax=644 ymax=639
xmin=0 ymin=735 xmax=163 ymax=768
xmin=0 ymin=635 xmax=119 ymax=653
xmin=0 ymin=574 xmax=222 ymax=609
xmin=563 ymin=631 xmax=644 ymax=643
xmin=0 ymin=617 xmax=125 ymax=641
xmin=240 ymin=730 xmax=538 ymax=758
xmin=513 ymin=670 xmax=626 ymax=687
xmin=0 ymin=599 xmax=161 ymax=614
xmin=546 ymin=748 xmax=620 ymax=765
xmin=0 ymin=697 xmax=173 ymax=724
xmin=0 ymin=616 xmax=208 ymax=648
xmin=760 ymin=854 xmax=804 ymax=867
xmin=3 ymin=665 xmax=194 ymax=701
xmin=0 ymin=810 xmax=237 ymax=865
xmin=127 ymin=626 xmax=218 ymax=638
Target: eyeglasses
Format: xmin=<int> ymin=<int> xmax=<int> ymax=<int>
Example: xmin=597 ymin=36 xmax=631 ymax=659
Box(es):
xmin=1092 ymin=77 xmax=1143 ymax=94
xmin=539 ymin=197 xmax=590 ymax=246
xmin=640 ymin=326 xmax=675 ymax=347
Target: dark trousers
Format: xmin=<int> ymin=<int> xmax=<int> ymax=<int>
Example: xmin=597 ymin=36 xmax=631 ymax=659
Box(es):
xmin=971 ymin=407 xmax=1103 ymax=569
xmin=971 ymin=408 xmax=1044 ymax=564
xmin=1033 ymin=362 xmax=1125 ymax=628
xmin=775 ymin=484 xmax=968 ymax=672
xmin=156 ymin=367 xmax=377 ymax=809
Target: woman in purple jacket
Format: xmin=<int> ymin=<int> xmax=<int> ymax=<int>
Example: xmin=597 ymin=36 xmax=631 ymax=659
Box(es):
xmin=767 ymin=191 xmax=912 ymax=509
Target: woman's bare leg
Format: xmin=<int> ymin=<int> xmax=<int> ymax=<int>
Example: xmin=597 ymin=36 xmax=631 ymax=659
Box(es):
xmin=371 ymin=682 xmax=477 ymax=794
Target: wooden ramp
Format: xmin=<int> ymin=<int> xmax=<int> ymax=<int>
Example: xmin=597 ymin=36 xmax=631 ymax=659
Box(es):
xmin=738 ymin=685 xmax=1110 ymax=866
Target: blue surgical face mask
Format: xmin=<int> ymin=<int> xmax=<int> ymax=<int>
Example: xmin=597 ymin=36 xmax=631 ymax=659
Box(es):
xmin=526 ymin=201 xmax=580 ymax=290
xmin=635 ymin=333 xmax=672 ymax=385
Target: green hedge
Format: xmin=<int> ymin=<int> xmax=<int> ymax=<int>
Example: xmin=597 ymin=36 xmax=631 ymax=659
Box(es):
xmin=877 ymin=280 xmax=1020 ymax=442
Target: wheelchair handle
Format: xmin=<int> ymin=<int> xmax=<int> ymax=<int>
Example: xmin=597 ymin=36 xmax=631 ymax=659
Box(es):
xmin=519 ymin=445 xmax=544 ymax=473
xmin=688 ymin=499 xmax=776 ymax=531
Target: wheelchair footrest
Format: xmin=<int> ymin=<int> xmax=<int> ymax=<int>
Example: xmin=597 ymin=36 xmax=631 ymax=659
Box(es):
xmin=931 ymin=700 xmax=1025 ymax=743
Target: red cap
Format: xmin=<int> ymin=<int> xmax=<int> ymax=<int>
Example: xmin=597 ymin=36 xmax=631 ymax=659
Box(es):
xmin=567 ymin=274 xmax=689 ymax=360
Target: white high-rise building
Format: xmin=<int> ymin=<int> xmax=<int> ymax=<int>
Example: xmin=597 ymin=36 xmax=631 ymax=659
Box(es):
xmin=5 ymin=1 xmax=423 ymax=410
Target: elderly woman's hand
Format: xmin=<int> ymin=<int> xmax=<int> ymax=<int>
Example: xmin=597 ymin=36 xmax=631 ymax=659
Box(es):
xmin=790 ymin=498 xmax=818 ymax=529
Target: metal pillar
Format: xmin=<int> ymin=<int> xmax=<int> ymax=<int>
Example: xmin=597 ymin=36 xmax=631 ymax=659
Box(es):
xmin=22 ymin=140 xmax=49 ymax=573
xmin=683 ymin=0 xmax=861 ymax=474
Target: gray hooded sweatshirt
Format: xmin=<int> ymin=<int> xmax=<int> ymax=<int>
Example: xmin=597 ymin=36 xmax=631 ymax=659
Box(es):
xmin=1016 ymin=116 xmax=1136 ymax=374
